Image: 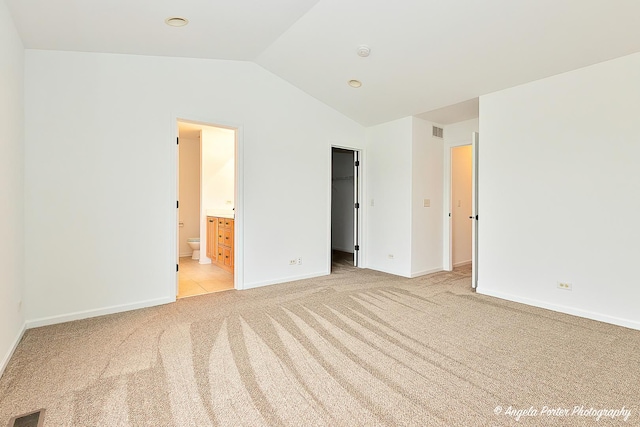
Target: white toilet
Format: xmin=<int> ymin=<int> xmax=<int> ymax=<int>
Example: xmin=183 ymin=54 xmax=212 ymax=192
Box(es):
xmin=187 ymin=238 xmax=200 ymax=260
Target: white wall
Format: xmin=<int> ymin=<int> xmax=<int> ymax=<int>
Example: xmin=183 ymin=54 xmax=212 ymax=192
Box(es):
xmin=365 ymin=118 xmax=413 ymax=276
xmin=479 ymin=51 xmax=640 ymax=330
xmin=178 ymin=135 xmax=200 ymax=257
xmin=411 ymin=117 xmax=444 ymax=277
xmin=24 ymin=50 xmax=365 ymax=324
xmin=200 ymin=126 xmax=235 ymax=263
xmin=451 ymin=145 xmax=472 ymax=265
xmin=331 ymin=149 xmax=354 ymax=253
xmin=365 ymin=117 xmax=444 ymax=277
xmin=446 ymin=118 xmax=479 ymax=145
xmin=0 ymin=1 xmax=25 ymax=375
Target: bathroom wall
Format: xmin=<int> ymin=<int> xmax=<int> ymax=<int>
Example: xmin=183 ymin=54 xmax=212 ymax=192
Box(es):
xmin=178 ymin=134 xmax=201 ymax=257
xmin=200 ymin=126 xmax=235 ymax=263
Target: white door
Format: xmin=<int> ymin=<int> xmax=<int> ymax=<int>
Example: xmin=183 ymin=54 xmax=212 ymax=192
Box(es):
xmin=176 ymin=135 xmax=180 ymax=296
xmin=471 ymin=132 xmax=479 ymax=289
xmin=353 ymin=150 xmax=360 ymax=267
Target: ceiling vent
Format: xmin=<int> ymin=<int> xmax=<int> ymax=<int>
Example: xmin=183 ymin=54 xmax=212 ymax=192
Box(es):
xmin=432 ymin=126 xmax=444 ymax=138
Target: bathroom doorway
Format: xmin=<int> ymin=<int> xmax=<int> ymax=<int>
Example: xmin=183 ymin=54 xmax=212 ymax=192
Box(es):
xmin=176 ymin=120 xmax=237 ymax=298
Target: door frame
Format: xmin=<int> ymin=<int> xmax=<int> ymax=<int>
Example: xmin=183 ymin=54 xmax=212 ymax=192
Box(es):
xmin=171 ymin=115 xmax=244 ymax=296
xmin=328 ymin=144 xmax=364 ymax=272
xmin=443 ymin=135 xmax=477 ymax=281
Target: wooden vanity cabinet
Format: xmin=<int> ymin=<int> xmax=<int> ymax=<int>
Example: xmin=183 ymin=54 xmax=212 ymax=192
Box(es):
xmin=216 ymin=218 xmax=234 ymax=272
xmin=210 ymin=216 xmax=233 ymax=272
xmin=206 ymin=217 xmax=217 ymax=261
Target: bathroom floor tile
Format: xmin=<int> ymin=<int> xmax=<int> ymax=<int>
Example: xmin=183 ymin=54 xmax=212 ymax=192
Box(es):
xmin=178 ymin=257 xmax=234 ymax=299
xmin=177 ymin=280 xmax=207 ymax=298
xmin=199 ymin=279 xmax=234 ymax=293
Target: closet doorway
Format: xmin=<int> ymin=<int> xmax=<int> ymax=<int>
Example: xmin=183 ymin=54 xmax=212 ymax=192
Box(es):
xmin=331 ymin=147 xmax=361 ymax=270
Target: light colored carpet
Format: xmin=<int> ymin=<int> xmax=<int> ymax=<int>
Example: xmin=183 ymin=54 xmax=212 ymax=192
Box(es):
xmin=1 ymin=264 xmax=639 ymax=426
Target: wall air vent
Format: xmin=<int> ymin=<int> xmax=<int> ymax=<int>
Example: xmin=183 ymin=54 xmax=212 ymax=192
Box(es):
xmin=432 ymin=126 xmax=444 ymax=138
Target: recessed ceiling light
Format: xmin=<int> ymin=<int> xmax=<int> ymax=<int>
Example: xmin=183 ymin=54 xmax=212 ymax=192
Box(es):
xmin=165 ymin=17 xmax=189 ymax=27
xmin=348 ymin=79 xmax=362 ymax=88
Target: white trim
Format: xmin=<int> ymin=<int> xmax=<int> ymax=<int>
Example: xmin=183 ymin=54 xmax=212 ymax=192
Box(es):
xmin=477 ymin=289 xmax=640 ymax=331
xmin=0 ymin=322 xmax=26 ymax=379
xmin=410 ymin=267 xmax=443 ymax=278
xmin=179 ymin=252 xmax=193 ymax=258
xmin=26 ymin=297 xmax=174 ymax=329
xmin=243 ymin=271 xmax=329 ymax=290
xmin=453 ymin=260 xmax=472 ymax=267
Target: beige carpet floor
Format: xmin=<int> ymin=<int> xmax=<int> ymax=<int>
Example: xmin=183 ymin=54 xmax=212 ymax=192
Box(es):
xmin=1 ymin=264 xmax=639 ymax=426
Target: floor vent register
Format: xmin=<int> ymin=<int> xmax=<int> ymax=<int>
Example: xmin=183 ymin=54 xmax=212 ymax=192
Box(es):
xmin=7 ymin=409 xmax=45 ymax=427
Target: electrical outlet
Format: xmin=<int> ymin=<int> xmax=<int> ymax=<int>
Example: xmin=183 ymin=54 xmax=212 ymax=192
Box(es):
xmin=297 ymin=257 xmax=302 ymax=265
xmin=557 ymin=282 xmax=572 ymax=291
xmin=289 ymin=259 xmax=297 ymax=265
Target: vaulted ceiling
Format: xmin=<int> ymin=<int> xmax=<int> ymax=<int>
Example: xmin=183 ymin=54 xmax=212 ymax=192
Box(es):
xmin=6 ymin=0 xmax=640 ymax=126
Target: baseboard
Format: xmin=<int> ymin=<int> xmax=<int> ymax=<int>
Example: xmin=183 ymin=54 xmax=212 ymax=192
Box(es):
xmin=477 ymin=288 xmax=640 ymax=331
xmin=25 ymin=296 xmax=174 ymax=329
xmin=410 ymin=267 xmax=443 ymax=278
xmin=179 ymin=252 xmax=193 ymax=258
xmin=1 ymin=322 xmax=26 ymax=379
xmin=242 ymin=271 xmax=329 ymax=290
xmin=453 ymin=260 xmax=471 ymax=267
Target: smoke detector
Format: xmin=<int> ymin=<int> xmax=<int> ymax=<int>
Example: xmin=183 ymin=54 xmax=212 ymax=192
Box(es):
xmin=357 ymin=45 xmax=371 ymax=57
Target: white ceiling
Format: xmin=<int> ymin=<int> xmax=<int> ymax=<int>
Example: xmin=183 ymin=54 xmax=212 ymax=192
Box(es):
xmin=7 ymin=0 xmax=640 ymax=126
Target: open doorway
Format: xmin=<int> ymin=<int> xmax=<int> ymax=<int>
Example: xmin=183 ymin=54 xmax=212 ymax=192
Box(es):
xmin=445 ymin=132 xmax=479 ymax=289
xmin=176 ymin=120 xmax=237 ymax=298
xmin=331 ymin=147 xmax=360 ymax=271
xmin=451 ymin=145 xmax=473 ymax=269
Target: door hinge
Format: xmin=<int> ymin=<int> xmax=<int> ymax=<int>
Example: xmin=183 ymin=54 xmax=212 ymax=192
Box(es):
xmin=355 ymin=202 xmax=360 ymax=209
xmin=355 ymin=245 xmax=360 ymax=251
xmin=176 ymin=200 xmax=179 ymax=208
xmin=354 ymin=160 xmax=360 ymax=167
xmin=176 ymin=137 xmax=179 ymax=145
xmin=176 ymin=264 xmax=179 ymax=272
